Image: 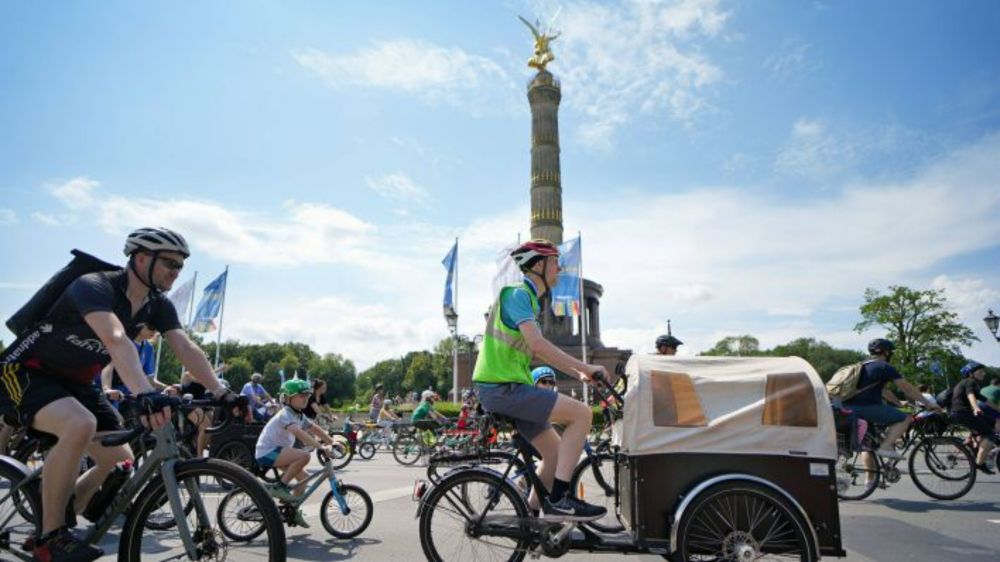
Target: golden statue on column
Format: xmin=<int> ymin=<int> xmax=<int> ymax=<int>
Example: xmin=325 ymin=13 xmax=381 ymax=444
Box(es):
xmin=518 ymin=15 xmax=561 ymax=71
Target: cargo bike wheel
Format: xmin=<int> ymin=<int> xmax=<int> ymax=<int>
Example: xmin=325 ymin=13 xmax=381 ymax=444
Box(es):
xmin=672 ymin=481 xmax=816 ymax=562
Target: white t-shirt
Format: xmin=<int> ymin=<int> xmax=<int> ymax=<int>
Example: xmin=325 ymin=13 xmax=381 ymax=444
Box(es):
xmin=255 ymin=406 xmax=313 ymax=459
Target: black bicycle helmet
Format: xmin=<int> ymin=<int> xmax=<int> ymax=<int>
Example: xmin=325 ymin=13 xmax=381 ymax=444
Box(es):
xmin=656 ymin=334 xmax=683 ymax=348
xmin=867 ymin=338 xmax=895 ymax=355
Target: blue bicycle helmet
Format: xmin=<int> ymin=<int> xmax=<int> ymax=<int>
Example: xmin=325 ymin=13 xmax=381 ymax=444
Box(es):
xmin=532 ymin=366 xmax=556 ymax=384
xmin=960 ymin=361 xmax=985 ymax=377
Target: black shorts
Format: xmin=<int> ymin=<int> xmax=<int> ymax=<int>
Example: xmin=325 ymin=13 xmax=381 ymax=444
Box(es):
xmin=950 ymin=410 xmax=995 ymax=438
xmin=0 ymin=363 xmax=123 ymax=432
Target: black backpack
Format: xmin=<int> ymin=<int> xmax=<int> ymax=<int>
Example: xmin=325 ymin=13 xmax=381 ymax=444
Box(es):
xmin=5 ymin=249 xmax=120 ymax=337
xmin=935 ymin=385 xmax=955 ymax=411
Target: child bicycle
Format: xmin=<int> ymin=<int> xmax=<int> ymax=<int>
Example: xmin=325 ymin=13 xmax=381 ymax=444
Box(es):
xmin=0 ymin=395 xmax=287 ymax=561
xmin=218 ymin=448 xmax=373 ymax=539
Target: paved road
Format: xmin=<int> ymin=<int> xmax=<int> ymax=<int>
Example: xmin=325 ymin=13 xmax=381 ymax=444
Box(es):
xmin=89 ymin=450 xmax=999 ymax=560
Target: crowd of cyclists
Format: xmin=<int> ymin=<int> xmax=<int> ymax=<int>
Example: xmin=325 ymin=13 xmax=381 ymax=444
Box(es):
xmin=0 ymin=227 xmax=996 ymax=561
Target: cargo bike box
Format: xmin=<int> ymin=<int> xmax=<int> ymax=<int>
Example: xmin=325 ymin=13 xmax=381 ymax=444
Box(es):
xmin=616 ymin=355 xmax=846 ymax=560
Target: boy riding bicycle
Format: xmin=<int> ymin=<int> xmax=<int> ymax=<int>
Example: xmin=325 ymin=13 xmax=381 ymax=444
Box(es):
xmin=473 ymin=239 xmax=608 ymax=522
xmin=255 ymin=378 xmax=335 ymax=528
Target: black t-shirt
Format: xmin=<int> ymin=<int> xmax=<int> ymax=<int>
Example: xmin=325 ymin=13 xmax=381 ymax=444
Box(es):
xmin=951 ymin=378 xmax=983 ymax=414
xmin=845 ymin=360 xmax=901 ymax=406
xmin=304 ymin=393 xmax=327 ymax=419
xmin=6 ymin=270 xmax=181 ymax=385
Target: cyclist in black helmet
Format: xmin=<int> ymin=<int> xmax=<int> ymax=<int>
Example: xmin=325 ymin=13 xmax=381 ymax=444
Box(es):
xmin=843 ymin=338 xmax=942 ymax=461
xmin=0 ymin=227 xmax=235 ymax=562
xmin=655 ymin=334 xmax=683 ymax=355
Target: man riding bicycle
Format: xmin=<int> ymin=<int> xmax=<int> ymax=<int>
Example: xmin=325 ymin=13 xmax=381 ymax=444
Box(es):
xmin=0 ymin=227 xmax=234 ymax=562
xmin=473 ymin=239 xmax=608 ymax=521
xmin=843 ymin=338 xmax=942 ymax=459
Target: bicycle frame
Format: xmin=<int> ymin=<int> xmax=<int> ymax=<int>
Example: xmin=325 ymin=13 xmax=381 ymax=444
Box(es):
xmin=276 ymin=459 xmax=352 ymax=514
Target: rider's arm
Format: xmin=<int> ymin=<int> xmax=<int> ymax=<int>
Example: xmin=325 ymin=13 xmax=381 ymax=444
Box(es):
xmin=288 ymin=424 xmax=324 ymax=449
xmin=307 ymin=424 xmax=334 ymax=446
xmin=520 ymin=321 xmax=607 ymax=381
xmin=100 ymin=364 xmax=113 ymax=392
xmin=895 ymin=379 xmax=941 ymax=411
xmin=84 ymin=310 xmax=157 ymax=395
xmin=966 ymin=387 xmax=983 ymax=415
xmin=162 ymin=329 xmax=226 ymax=396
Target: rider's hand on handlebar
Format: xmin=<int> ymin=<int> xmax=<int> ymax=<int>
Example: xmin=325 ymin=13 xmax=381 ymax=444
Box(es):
xmin=136 ymin=391 xmax=173 ymax=430
xmin=104 ymin=388 xmax=124 ymax=402
xmin=581 ymin=365 xmax=608 ymax=385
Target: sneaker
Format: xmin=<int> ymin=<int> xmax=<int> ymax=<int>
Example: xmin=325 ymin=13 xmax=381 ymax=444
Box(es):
xmin=975 ymin=463 xmax=996 ymax=475
xmin=875 ymin=448 xmax=902 ymax=460
xmin=267 ymin=483 xmax=296 ymax=503
xmin=33 ymin=529 xmax=103 ymax=562
xmin=292 ymin=508 xmax=310 ymax=528
xmin=542 ymin=495 xmax=607 ymax=522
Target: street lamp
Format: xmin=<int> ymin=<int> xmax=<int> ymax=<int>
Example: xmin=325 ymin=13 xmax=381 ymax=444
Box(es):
xmin=445 ymin=309 xmax=459 ymax=401
xmin=985 ymin=309 xmax=1000 ymax=342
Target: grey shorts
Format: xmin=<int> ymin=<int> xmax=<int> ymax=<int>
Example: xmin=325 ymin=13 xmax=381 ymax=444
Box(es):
xmin=476 ymin=382 xmax=558 ymax=441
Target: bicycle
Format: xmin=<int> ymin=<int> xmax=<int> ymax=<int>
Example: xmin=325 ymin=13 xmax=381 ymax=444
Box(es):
xmin=393 ymin=419 xmax=481 ymax=466
xmin=218 ymin=448 xmax=373 ymax=540
xmin=0 ymin=395 xmax=287 ymax=561
xmin=835 ymin=409 xmax=977 ymax=501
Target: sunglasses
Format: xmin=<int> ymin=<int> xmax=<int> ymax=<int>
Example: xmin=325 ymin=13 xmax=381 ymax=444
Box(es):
xmin=537 ymin=379 xmax=556 ymax=386
xmin=156 ymin=256 xmax=185 ymax=271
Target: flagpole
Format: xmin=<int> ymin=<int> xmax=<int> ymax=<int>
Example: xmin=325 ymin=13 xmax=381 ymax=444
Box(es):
xmin=154 ymin=336 xmax=163 ymax=378
xmin=452 ymin=237 xmax=459 ymax=402
xmin=577 ymin=231 xmax=589 ymax=404
xmin=182 ymin=271 xmax=198 ymax=379
xmin=214 ymin=266 xmax=229 ymax=370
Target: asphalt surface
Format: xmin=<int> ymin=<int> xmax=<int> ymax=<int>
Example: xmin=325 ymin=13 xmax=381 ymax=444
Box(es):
xmin=79 ymin=448 xmax=1000 ymax=561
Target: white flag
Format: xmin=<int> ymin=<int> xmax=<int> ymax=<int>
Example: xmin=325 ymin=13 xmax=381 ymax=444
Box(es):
xmin=491 ymin=243 xmax=522 ymax=299
xmin=168 ymin=278 xmax=195 ymax=326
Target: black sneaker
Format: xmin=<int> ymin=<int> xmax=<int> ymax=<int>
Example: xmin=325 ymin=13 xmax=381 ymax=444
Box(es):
xmin=976 ymin=463 xmax=995 ymax=475
xmin=33 ymin=529 xmax=103 ymax=562
xmin=542 ymin=495 xmax=607 ymax=522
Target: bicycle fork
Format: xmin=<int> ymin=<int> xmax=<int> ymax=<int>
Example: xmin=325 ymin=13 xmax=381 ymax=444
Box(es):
xmin=328 ymin=475 xmax=351 ymax=515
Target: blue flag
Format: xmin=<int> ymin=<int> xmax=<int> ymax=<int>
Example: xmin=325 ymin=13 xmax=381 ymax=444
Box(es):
xmin=442 ymin=240 xmax=458 ymax=317
xmin=551 ymin=236 xmax=582 ymax=317
xmin=191 ymin=270 xmax=228 ymax=332
xmin=278 ymin=368 xmax=285 ymax=384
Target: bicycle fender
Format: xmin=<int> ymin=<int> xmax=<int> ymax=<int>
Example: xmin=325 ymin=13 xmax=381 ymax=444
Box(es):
xmin=0 ymin=454 xmax=32 ymax=478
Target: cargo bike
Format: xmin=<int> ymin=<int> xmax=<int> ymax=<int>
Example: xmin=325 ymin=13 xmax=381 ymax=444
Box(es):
xmin=415 ymin=356 xmax=846 ymax=561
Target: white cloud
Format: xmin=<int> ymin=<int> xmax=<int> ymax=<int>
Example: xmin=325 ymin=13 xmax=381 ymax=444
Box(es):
xmin=0 ymin=209 xmax=16 ymax=225
xmin=293 ymin=41 xmax=518 ymax=116
xmin=47 ymin=177 xmax=99 ymax=209
xmin=550 ymin=0 xmax=729 ymax=149
xmin=931 ymin=275 xmax=1000 ymax=362
xmin=31 ymin=212 xmax=59 ymax=226
xmin=365 ymin=172 xmax=430 ymax=206
xmin=763 ymin=37 xmax=819 ymax=78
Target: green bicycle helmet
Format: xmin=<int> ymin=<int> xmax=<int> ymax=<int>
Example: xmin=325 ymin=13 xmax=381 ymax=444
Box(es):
xmin=280 ymin=379 xmax=311 ymax=395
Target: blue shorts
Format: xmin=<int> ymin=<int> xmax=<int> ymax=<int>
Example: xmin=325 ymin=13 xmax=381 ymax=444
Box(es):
xmin=978 ymin=402 xmax=1000 ymax=422
xmin=255 ymin=447 xmax=282 ymax=468
xmin=476 ymin=382 xmax=558 ymax=441
xmin=845 ymin=403 xmax=907 ymax=425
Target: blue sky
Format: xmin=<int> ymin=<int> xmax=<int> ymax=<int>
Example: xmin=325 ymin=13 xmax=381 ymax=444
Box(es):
xmin=2 ymin=0 xmax=999 ymax=369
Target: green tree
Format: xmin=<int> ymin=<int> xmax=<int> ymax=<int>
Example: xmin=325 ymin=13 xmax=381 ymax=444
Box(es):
xmin=357 ymin=359 xmax=405 ymax=404
xmin=307 ymin=353 xmax=356 ymax=406
xmin=855 ymin=286 xmax=978 ymax=380
xmin=770 ymin=338 xmax=866 ymax=381
xmin=699 ymin=335 xmax=762 ymax=357
xmin=224 ymin=356 xmax=254 ymax=390
xmin=404 ymin=352 xmax=438 ymax=394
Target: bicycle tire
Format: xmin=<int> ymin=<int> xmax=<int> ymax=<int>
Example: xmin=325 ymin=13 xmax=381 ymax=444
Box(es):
xmin=908 ymin=436 xmax=976 ymax=500
xmin=217 ymin=487 xmax=268 ymax=542
xmin=119 ymin=458 xmax=286 ymax=562
xmin=393 ymin=434 xmax=423 ymax=466
xmin=835 ymin=448 xmax=880 ymax=501
xmin=673 ymin=480 xmax=816 ymax=562
xmin=320 ymin=483 xmax=374 ymax=539
xmin=322 ymin=433 xmax=354 ymax=469
xmin=213 ymin=440 xmax=255 ymax=490
xmin=0 ymin=460 xmax=41 ymax=551
xmin=568 ymin=452 xmax=624 ymax=533
xmin=419 ymin=469 xmax=530 ymax=562
xmin=358 ymin=442 xmax=376 ymax=460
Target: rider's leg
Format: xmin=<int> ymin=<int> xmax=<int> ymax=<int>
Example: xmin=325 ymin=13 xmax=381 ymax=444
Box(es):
xmin=528 ymin=428 xmax=560 ymax=509
xmin=74 ymin=440 xmax=133 ymax=513
xmin=977 ymin=436 xmax=995 ymax=465
xmin=548 ymin=394 xmax=591 ymax=483
xmin=881 ymin=417 xmax=911 ymax=453
xmin=273 ymin=447 xmax=310 ymax=492
xmin=32 ymin=398 xmax=98 ymax=534
xmin=0 ymin=421 xmax=13 ymax=453
xmin=186 ymin=408 xmax=210 ymax=457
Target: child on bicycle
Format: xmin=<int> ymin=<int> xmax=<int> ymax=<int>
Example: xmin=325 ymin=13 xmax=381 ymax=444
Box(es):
xmin=255 ymin=379 xmax=335 ymax=527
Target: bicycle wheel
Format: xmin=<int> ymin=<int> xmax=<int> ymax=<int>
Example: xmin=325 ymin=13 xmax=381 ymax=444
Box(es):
xmin=419 ymin=470 xmax=530 ymax=562
xmin=393 ymin=434 xmax=423 ymax=466
xmin=0 ymin=461 xmax=40 ymax=551
xmin=908 ymin=436 xmax=976 ymax=500
xmin=569 ymin=453 xmax=623 ymax=533
xmin=322 ymin=433 xmax=354 ymax=469
xmin=673 ymin=481 xmax=816 ymax=562
xmin=835 ymin=448 xmax=880 ymax=501
xmin=358 ymin=442 xmax=376 ymax=460
xmin=119 ymin=458 xmax=285 ymax=562
xmin=214 ymin=441 xmax=255 ymax=490
xmin=320 ymin=483 xmax=374 ymax=539
xmin=217 ymin=487 xmax=268 ymax=541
